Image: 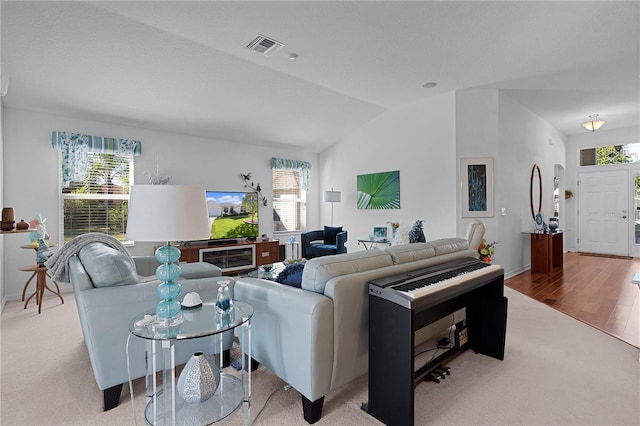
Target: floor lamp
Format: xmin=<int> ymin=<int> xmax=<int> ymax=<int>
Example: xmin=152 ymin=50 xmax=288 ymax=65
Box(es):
xmin=323 ymin=189 xmax=341 ymax=226
xmin=126 ymin=185 xmax=210 ymax=326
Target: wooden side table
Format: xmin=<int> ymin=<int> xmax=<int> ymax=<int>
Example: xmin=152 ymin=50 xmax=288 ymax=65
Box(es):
xmin=19 ymin=243 xmax=58 ymax=301
xmin=529 ymin=232 xmax=563 ymax=273
xmin=20 ymin=265 xmax=64 ymax=314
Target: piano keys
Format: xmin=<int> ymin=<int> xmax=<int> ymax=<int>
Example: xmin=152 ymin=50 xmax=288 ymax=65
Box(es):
xmin=369 ymin=257 xmax=504 ymax=310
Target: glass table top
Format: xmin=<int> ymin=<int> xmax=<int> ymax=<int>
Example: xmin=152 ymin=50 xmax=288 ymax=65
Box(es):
xmin=129 ymin=300 xmax=253 ymax=341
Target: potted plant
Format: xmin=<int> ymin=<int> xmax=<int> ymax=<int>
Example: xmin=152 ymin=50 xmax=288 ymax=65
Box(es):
xmin=565 ymin=189 xmax=574 ymax=200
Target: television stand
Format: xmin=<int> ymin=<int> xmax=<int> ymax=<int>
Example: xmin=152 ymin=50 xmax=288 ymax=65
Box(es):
xmin=175 ymin=240 xmax=279 ymax=274
xmin=208 ymin=239 xmax=242 ymax=246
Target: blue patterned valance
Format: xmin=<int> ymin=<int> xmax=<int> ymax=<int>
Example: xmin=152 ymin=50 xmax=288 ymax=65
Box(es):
xmin=52 ymin=131 xmax=141 ymax=187
xmin=271 ymin=157 xmax=311 ymax=191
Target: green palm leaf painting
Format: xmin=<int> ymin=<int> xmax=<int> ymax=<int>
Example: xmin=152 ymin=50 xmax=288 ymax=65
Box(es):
xmin=357 ymin=170 xmax=400 ymax=209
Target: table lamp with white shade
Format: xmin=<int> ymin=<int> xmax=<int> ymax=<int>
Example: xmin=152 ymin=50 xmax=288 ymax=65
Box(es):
xmin=126 ymin=185 xmax=210 ymax=326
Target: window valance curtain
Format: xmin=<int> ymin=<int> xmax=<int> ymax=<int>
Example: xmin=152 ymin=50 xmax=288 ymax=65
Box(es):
xmin=271 ymin=157 xmax=311 ymax=191
xmin=51 ymin=131 xmax=141 ymax=187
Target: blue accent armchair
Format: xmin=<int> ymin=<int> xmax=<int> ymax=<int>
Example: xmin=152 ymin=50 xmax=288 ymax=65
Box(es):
xmin=301 ymin=226 xmax=347 ymax=259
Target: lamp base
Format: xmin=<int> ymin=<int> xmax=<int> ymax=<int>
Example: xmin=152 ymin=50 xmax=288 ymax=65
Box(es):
xmin=154 ymin=244 xmax=184 ymax=328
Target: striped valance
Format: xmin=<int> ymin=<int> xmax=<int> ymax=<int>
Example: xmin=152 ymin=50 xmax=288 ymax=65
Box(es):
xmin=52 ymin=131 xmax=141 ymax=187
xmin=271 ymin=157 xmax=311 ymax=191
xmin=52 ymin=131 xmax=141 ymax=156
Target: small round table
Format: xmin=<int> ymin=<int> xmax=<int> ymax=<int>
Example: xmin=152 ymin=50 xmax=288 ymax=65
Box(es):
xmin=130 ymin=301 xmax=253 ymax=425
xmin=19 ymin=264 xmax=64 ymax=314
xmin=19 ymin=243 xmax=59 ymax=302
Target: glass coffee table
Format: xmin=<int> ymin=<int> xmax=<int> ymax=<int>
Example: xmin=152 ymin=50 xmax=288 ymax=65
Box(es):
xmin=240 ymin=262 xmax=287 ymax=280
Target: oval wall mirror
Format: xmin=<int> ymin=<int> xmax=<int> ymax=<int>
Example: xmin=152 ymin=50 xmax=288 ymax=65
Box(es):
xmin=530 ymin=164 xmax=542 ymax=220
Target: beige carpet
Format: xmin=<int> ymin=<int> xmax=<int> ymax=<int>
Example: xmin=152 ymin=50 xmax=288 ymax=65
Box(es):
xmin=1 ymin=287 xmax=639 ymax=425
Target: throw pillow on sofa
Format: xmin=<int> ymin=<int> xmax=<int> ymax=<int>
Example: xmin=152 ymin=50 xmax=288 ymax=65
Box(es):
xmin=275 ymin=262 xmax=305 ymax=288
xmin=323 ymin=225 xmax=343 ymax=245
xmin=79 ymin=243 xmax=139 ymax=288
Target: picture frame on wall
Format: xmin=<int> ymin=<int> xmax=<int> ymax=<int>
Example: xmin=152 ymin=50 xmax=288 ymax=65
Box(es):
xmin=356 ymin=170 xmax=400 ymax=209
xmin=461 ymin=157 xmax=494 ymax=217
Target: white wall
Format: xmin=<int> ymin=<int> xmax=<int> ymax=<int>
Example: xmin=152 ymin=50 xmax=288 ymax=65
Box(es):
xmin=1 ymin=108 xmax=318 ymax=302
xmin=564 ymin=126 xmax=640 ymax=253
xmin=319 ymin=92 xmax=458 ymax=250
xmin=497 ymin=91 xmax=566 ymax=276
xmin=456 ymin=89 xmax=566 ymax=277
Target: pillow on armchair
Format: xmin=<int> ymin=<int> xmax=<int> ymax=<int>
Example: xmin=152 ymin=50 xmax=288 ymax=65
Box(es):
xmin=324 ymin=226 xmax=343 ymax=245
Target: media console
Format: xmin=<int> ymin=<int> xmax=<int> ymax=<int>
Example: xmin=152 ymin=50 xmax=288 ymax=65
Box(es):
xmin=175 ymin=239 xmax=279 ymax=274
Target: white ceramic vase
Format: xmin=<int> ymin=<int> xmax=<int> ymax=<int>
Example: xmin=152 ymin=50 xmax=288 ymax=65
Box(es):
xmin=177 ymin=352 xmax=220 ymax=404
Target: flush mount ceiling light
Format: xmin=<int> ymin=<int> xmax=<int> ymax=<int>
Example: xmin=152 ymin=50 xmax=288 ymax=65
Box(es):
xmin=582 ymin=114 xmax=606 ymax=132
xmin=422 ymin=82 xmax=437 ymax=89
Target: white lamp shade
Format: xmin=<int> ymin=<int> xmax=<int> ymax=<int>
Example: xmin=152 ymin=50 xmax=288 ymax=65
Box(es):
xmin=126 ymin=185 xmax=210 ymax=242
xmin=323 ymin=190 xmax=341 ymax=203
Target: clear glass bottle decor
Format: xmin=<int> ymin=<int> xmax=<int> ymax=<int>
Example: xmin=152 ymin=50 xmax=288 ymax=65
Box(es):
xmin=215 ymin=279 xmax=233 ymax=315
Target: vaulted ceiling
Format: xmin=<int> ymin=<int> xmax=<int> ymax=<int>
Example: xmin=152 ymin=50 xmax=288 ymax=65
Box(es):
xmin=2 ymin=1 xmax=638 ymax=152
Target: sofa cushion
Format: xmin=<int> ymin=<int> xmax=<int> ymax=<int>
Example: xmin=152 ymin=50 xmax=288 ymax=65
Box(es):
xmin=275 ymin=262 xmax=305 ymax=288
xmin=79 ymin=243 xmax=139 ymax=288
xmin=301 ymin=249 xmax=393 ymax=294
xmin=428 ymin=238 xmax=469 ymax=255
xmin=323 ymin=226 xmax=343 ymax=245
xmin=384 ymin=243 xmax=436 ymax=265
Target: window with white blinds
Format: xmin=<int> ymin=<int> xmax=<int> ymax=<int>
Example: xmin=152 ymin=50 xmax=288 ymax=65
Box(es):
xmin=59 ymin=152 xmax=133 ymax=243
xmin=272 ymin=169 xmax=306 ymax=232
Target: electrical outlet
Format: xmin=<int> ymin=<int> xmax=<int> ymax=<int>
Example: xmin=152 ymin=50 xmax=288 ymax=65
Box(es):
xmin=455 ymin=326 xmax=468 ymax=347
xmin=501 ymin=207 xmax=507 ymax=216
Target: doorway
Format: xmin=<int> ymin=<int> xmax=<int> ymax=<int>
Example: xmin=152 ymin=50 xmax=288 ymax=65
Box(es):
xmin=578 ymin=169 xmax=629 ymax=256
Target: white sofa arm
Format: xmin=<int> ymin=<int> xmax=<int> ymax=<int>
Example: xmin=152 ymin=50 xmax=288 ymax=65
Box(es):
xmin=234 ymin=277 xmax=334 ymax=402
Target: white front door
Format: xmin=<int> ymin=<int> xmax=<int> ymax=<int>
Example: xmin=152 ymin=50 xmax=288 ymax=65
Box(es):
xmin=578 ymin=170 xmax=629 ymax=256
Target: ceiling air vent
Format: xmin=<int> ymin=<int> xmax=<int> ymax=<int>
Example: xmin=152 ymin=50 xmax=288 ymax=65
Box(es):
xmin=246 ymin=34 xmax=284 ymax=56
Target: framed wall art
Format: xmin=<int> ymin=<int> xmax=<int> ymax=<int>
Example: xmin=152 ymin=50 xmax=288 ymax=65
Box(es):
xmin=461 ymin=157 xmax=494 ymax=217
xmin=356 ymin=170 xmax=400 ymax=209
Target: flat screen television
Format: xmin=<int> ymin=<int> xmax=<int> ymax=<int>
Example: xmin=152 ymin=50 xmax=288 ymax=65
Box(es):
xmin=205 ymin=191 xmax=259 ymax=240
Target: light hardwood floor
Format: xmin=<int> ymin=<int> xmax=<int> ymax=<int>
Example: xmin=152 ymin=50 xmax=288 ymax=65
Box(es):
xmin=505 ymin=251 xmax=640 ymax=348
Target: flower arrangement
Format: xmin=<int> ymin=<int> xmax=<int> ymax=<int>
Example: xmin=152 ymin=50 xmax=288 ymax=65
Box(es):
xmin=478 ymin=239 xmax=497 ymax=263
xmin=284 ymin=258 xmax=307 ymax=265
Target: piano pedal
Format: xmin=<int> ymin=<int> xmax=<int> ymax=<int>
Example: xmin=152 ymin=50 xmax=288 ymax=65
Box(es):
xmin=436 ymin=365 xmax=451 ymax=375
xmin=427 ymin=372 xmax=441 ymax=383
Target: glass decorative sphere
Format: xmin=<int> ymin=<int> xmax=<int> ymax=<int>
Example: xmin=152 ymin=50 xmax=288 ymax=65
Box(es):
xmin=156 ymin=299 xmax=182 ymax=319
xmin=157 ymin=280 xmax=182 ymax=300
xmin=155 ymin=245 xmax=181 ymax=264
xmin=156 ymin=262 xmax=181 ymax=282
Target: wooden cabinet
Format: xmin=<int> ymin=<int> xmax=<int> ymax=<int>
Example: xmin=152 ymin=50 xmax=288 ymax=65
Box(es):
xmin=175 ymin=240 xmax=280 ymax=274
xmin=530 ymin=232 xmax=563 ymax=273
xmin=254 ymin=240 xmax=279 ymax=266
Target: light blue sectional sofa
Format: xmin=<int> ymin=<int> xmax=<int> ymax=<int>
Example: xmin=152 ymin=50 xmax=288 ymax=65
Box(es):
xmin=234 ymin=222 xmax=484 ymax=424
xmin=68 ymin=248 xmax=233 ymax=411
